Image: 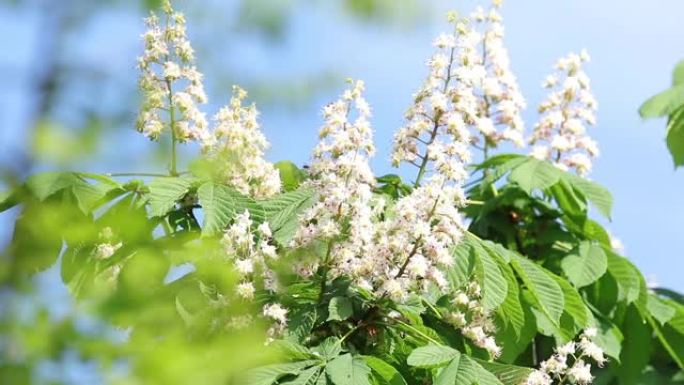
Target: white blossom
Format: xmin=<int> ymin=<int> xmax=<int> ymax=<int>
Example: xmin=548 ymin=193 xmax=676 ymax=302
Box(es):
xmin=530 ymin=50 xmax=598 ymax=176
xmin=205 ymin=86 xmax=282 ymax=198
xmin=136 ymin=1 xmax=209 ymax=143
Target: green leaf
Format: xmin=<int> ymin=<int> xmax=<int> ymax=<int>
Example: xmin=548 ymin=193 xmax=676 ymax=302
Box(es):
xmin=326 ymin=354 xmax=371 ymax=385
xmin=562 ymin=174 xmax=613 ymax=219
xmin=605 ymin=249 xmax=641 ymax=304
xmin=553 ymin=276 xmax=589 ymax=329
xmin=286 ymin=307 xmax=318 ymax=344
xmin=648 ymin=294 xmax=676 ymax=324
xmin=561 ymin=241 xmax=608 ymax=288
xmin=313 ymin=337 xmax=342 ymax=361
xmin=244 ymin=360 xmax=320 ymax=385
xmin=508 ymin=158 xmax=560 ymax=195
xmin=275 ymin=161 xmax=306 ymax=192
xmin=197 ymin=182 xmax=260 ymax=235
xmin=433 ymin=354 xmax=501 ymax=385
xmin=476 ymin=360 xmax=534 ymax=385
xmin=639 ymin=83 xmax=684 ymax=118
xmin=0 ymin=188 xmax=19 ymax=213
xmin=148 ymin=177 xmax=193 ymax=217
xmin=510 ymin=254 xmax=564 ymax=324
xmin=285 ymin=366 xmax=324 ymax=385
xmin=361 ymin=356 xmax=407 ymax=385
xmin=495 ymin=259 xmax=525 ymax=337
xmin=25 ymin=172 xmax=122 ymax=213
xmin=594 ymin=320 xmax=624 ymax=362
xmin=406 ymin=345 xmax=459 ymax=368
xmin=618 ymin=305 xmax=653 ymax=385
xmin=473 ymin=241 xmax=508 ymax=311
xmin=673 ymin=59 xmax=684 ymax=85
xmin=26 ymin=172 xmax=81 ymax=201
xmin=261 ymin=188 xmax=316 ymax=245
xmin=666 ymin=107 xmax=684 ymax=167
xmin=327 ymin=297 xmax=353 ymax=321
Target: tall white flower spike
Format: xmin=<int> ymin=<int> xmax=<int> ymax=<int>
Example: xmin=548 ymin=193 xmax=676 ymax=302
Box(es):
xmin=530 ymin=50 xmax=599 ymax=176
xmin=136 ymin=0 xmax=209 ymax=145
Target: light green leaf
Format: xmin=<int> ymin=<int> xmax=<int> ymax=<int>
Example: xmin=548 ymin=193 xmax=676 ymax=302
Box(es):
xmin=285 ymin=366 xmax=323 ymax=385
xmin=561 ymin=241 xmax=608 ymax=288
xmin=0 ymin=189 xmax=18 ymax=213
xmin=495 ymin=259 xmax=525 ymax=337
xmin=275 ymin=161 xmax=306 ymax=192
xmin=605 ymin=249 xmax=641 ymax=304
xmin=510 ymin=254 xmax=564 ymax=324
xmin=666 ymin=107 xmax=684 ymax=167
xmin=553 ymin=276 xmax=589 ymax=329
xmin=326 ymin=354 xmax=371 ymax=385
xmin=361 ymin=356 xmax=407 ymax=385
xmin=648 ymin=294 xmax=676 ymax=324
xmin=244 ymin=360 xmax=319 ymax=385
xmin=406 ymin=345 xmax=459 ymax=368
xmin=433 ymin=354 xmax=501 ymax=385
xmin=508 ymin=158 xmax=560 ymax=195
xmin=261 ymin=188 xmax=315 ymax=245
xmin=562 ymin=174 xmax=613 ymax=219
xmin=594 ymin=321 xmax=624 ymax=362
xmin=473 ymin=241 xmax=508 ymax=311
xmin=197 ymin=182 xmax=260 ymax=235
xmin=639 ymin=83 xmax=684 ymax=118
xmin=313 ymin=337 xmax=342 ymax=361
xmin=148 ymin=177 xmax=193 ymax=217
xmin=327 ymin=297 xmax=353 ymax=321
xmin=476 ymin=360 xmax=534 ymax=385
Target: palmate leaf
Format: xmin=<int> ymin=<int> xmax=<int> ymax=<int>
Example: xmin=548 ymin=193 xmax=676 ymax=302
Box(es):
xmin=325 ymin=354 xmax=371 ymax=385
xmin=605 ymin=248 xmax=641 ymax=304
xmin=243 ymin=360 xmax=321 ymax=385
xmin=148 ymin=177 xmax=194 ymax=217
xmin=327 ymin=296 xmax=353 ymax=321
xmin=510 ymin=254 xmax=565 ymax=325
xmin=476 ymin=360 xmax=534 ymax=385
xmin=283 ymin=366 xmax=324 ymax=385
xmin=197 ymin=182 xmax=262 ymax=235
xmin=433 ymin=354 xmax=503 ymax=385
xmin=361 ymin=356 xmax=407 ymax=385
xmin=275 ymin=161 xmax=307 ymax=192
xmin=406 ymin=345 xmax=460 ymax=368
xmin=479 ymin=156 xmax=613 ymax=218
xmin=508 ymin=157 xmax=560 ymax=195
xmin=24 ymin=172 xmax=124 ymax=213
xmin=260 ymin=188 xmax=316 ymax=245
xmin=648 ymin=293 xmax=676 ymax=325
xmin=639 ymin=59 xmax=684 ymax=167
xmin=561 ymin=241 xmax=608 ymax=288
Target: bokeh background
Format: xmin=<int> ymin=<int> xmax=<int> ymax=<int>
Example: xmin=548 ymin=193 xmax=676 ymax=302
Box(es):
xmin=0 ymin=0 xmax=683 ymax=382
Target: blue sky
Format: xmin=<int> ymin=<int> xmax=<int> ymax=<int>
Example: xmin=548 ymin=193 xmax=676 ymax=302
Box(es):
xmin=1 ymin=0 xmax=684 ymax=294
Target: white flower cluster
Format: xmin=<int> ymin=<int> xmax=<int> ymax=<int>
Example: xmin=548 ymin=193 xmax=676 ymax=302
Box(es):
xmin=207 ymin=86 xmax=282 ymax=198
xmin=222 ymin=211 xmax=278 ymax=300
xmin=136 ymin=0 xmax=210 ymax=144
xmin=529 ymin=50 xmax=599 ymax=176
xmin=263 ymin=303 xmax=289 ymax=342
xmin=443 ymin=282 xmax=501 ymax=357
xmin=92 ymin=227 xmax=122 ymax=260
xmin=525 ymin=328 xmax=606 ymax=385
xmin=137 ymin=2 xmax=280 ymax=196
xmin=391 ymin=0 xmax=525 ymax=168
xmin=371 ymin=175 xmax=466 ymax=301
xmin=293 ymin=80 xmax=377 ymax=283
xmin=292 ymin=80 xmax=470 ymax=302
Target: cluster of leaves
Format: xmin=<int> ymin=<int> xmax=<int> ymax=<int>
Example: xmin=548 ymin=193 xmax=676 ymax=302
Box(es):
xmin=2 ymin=152 xmax=684 ymax=384
xmin=640 ymin=59 xmax=684 ymax=167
